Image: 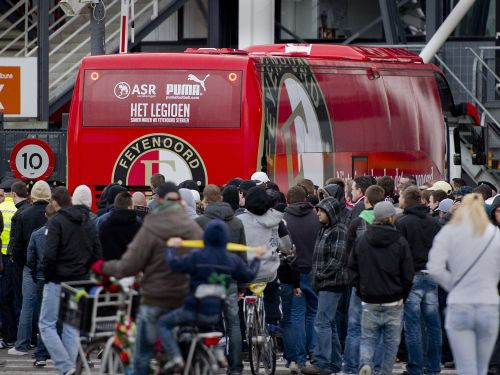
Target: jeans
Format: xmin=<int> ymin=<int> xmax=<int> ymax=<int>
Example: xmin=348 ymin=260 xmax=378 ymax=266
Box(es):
xmin=223 ymin=283 xmax=243 ymax=374
xmin=360 ymin=303 xmax=403 ymax=375
xmin=157 ymin=308 xmax=219 ymax=359
xmin=39 ymin=282 xmax=79 ymax=374
xmin=10 ymin=261 xmax=23 ymax=320
xmin=15 ymin=267 xmax=44 ymax=351
xmin=343 ymin=289 xmax=384 ymax=374
xmin=292 ymin=273 xmax=317 ymax=365
xmin=314 ymin=290 xmax=343 ymax=373
xmin=404 ymin=273 xmax=442 ymax=375
xmin=445 ymin=304 xmax=499 ymax=375
xmin=134 ymin=304 xmax=171 ymax=375
xmin=280 ymin=283 xmax=295 ymax=363
xmin=264 ymin=278 xmax=281 ymax=325
xmin=0 ymin=256 xmax=16 ymax=342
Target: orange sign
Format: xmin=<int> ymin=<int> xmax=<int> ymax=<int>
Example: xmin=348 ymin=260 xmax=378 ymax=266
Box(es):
xmin=0 ymin=66 xmax=21 ymax=115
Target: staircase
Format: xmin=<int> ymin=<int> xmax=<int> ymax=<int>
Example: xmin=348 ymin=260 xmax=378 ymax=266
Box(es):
xmin=0 ymin=0 xmax=183 ymax=113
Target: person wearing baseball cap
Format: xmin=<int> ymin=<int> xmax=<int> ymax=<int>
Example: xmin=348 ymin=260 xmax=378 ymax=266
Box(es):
xmin=348 ymin=201 xmax=414 ymax=375
xmin=251 ymin=171 xmax=270 ymax=186
xmin=427 ymin=181 xmax=453 ymax=195
xmin=236 ymin=180 xmax=257 ymax=215
xmin=435 ymin=198 xmax=454 ymax=226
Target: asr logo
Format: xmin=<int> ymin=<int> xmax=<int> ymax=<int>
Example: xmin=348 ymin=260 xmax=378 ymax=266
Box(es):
xmin=112 ymin=133 xmax=208 ymax=187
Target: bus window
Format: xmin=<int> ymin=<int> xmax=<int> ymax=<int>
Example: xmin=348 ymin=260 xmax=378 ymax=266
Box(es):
xmin=82 ymin=69 xmax=242 ymax=128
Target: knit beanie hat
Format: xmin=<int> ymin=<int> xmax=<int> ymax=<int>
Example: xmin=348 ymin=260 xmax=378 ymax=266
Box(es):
xmin=31 ymin=181 xmax=51 ymax=202
xmin=72 ymin=185 xmax=92 ymax=208
xmin=245 ymin=186 xmax=271 ymax=216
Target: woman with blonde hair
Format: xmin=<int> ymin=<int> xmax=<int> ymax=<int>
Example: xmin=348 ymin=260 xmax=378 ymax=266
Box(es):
xmin=427 ymin=193 xmax=499 ymax=375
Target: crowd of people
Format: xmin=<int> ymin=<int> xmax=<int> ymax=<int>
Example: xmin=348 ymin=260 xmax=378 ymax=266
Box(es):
xmin=0 ymin=172 xmax=498 ymax=375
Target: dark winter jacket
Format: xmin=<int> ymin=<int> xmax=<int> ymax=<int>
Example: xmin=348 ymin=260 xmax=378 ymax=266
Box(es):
xmin=284 ymin=202 xmax=320 ymax=273
xmin=276 ymin=220 xmax=299 ymax=287
xmin=99 ymin=209 xmax=142 ymax=261
xmin=12 ymin=201 xmax=48 ymax=267
xmin=312 ymin=196 xmax=351 ymax=291
xmin=196 ymin=203 xmax=246 ymax=247
xmin=102 ymin=201 xmax=203 ymax=310
xmin=7 ymin=199 xmax=30 ymax=257
xmin=27 ymin=225 xmax=46 ymax=280
xmin=43 ymin=205 xmax=102 ymax=283
xmin=395 ymin=204 xmax=441 ymax=272
xmin=166 ymin=220 xmax=260 ymax=315
xmin=346 ymin=209 xmax=374 ymax=257
xmin=348 ymin=224 xmax=414 ymax=303
xmin=351 ymin=198 xmax=365 ymax=219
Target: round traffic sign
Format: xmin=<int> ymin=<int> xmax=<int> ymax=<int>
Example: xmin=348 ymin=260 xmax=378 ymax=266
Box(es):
xmin=9 ymin=138 xmax=55 ymax=181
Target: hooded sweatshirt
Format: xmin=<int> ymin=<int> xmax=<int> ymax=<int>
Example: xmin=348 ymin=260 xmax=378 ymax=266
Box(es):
xmin=196 ymin=202 xmax=246 ymax=264
xmin=179 ymin=188 xmax=198 ymax=220
xmin=43 ymin=205 xmax=102 ymax=283
xmin=284 ymin=202 xmax=320 ymax=273
xmin=348 ymin=224 xmax=414 ymax=303
xmin=395 ymin=204 xmax=441 ymax=272
xmin=238 ymin=208 xmax=283 ymax=283
xmin=312 ymin=196 xmax=351 ymax=291
xmin=102 ymin=201 xmax=203 ymax=310
xmin=99 ymin=208 xmax=142 ymax=260
xmin=166 ymin=220 xmax=260 ymax=315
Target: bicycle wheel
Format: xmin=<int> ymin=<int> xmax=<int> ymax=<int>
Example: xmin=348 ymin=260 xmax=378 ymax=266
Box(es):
xmin=261 ymin=332 xmax=276 ymax=375
xmin=76 ymin=339 xmax=128 ymax=375
xmin=188 ymin=346 xmax=217 ymax=375
xmin=75 ymin=339 xmax=106 ymax=375
xmin=248 ymin=309 xmax=262 ymax=375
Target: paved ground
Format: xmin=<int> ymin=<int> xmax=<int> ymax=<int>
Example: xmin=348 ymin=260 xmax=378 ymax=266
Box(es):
xmin=0 ymin=349 xmax=458 ymax=375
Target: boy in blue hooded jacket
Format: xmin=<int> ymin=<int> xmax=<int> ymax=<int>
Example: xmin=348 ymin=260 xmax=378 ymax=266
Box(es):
xmin=158 ymin=219 xmax=264 ymax=371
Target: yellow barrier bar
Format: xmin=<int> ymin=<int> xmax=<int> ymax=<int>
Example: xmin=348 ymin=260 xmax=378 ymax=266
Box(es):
xmin=170 ymin=240 xmax=261 ymax=252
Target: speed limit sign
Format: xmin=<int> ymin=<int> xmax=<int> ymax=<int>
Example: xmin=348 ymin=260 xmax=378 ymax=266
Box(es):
xmin=9 ymin=139 xmax=55 ymax=180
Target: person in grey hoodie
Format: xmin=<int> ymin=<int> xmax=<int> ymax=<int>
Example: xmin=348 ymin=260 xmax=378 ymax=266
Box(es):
xmin=179 ymin=188 xmax=198 ymax=220
xmin=237 ymin=187 xmax=285 ymax=283
xmin=238 ymin=186 xmax=292 ymax=334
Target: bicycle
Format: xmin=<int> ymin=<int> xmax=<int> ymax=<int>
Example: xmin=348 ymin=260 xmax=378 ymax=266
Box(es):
xmin=59 ymin=279 xmax=137 ymax=375
xmin=244 ymin=283 xmax=276 ymax=375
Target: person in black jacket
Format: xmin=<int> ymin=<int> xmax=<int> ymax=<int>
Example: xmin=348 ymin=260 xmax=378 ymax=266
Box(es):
xmin=99 ymin=192 xmax=142 ymax=261
xmin=343 ymin=185 xmax=386 ymax=374
xmin=39 ymin=187 xmax=102 ymax=375
xmin=9 ymin=181 xmax=51 ymax=356
xmin=395 ymin=186 xmax=442 ymax=375
xmin=195 ymin=184 xmax=247 ymax=375
xmin=283 ymin=186 xmax=320 ymax=372
xmin=349 ymin=201 xmax=414 ymax=375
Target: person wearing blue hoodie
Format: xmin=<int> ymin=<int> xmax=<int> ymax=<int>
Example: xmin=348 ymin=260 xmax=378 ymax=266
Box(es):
xmin=157 ymin=220 xmax=265 ymax=372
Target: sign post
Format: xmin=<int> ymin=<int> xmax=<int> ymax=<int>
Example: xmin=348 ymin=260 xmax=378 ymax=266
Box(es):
xmin=9 ymin=138 xmax=55 ymax=180
xmin=120 ymin=0 xmax=130 ymax=54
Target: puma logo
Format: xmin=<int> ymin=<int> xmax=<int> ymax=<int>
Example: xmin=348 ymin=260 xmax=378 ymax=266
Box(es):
xmin=187 ymin=74 xmax=210 ymax=91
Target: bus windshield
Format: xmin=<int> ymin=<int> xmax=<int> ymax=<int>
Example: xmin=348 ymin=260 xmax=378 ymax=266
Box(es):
xmin=82 ymin=69 xmax=242 ymax=128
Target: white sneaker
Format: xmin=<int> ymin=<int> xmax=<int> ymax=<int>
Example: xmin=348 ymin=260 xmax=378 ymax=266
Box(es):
xmin=290 ymin=361 xmax=299 ymax=374
xmin=7 ymin=347 xmax=28 ymax=356
xmin=358 ymin=365 xmax=372 ymax=375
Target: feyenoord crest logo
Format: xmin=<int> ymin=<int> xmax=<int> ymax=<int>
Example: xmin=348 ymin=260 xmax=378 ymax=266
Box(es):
xmin=112 ymin=133 xmax=207 ymax=187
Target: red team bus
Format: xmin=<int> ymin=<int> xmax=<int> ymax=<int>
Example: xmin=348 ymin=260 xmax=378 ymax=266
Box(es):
xmin=67 ymin=44 xmax=454 ymax=197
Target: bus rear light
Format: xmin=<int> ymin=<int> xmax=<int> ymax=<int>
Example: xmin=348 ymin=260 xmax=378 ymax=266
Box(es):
xmin=228 ymin=72 xmax=238 ymax=82
xmin=203 ymin=337 xmax=220 ymax=346
xmin=90 ymin=72 xmax=99 ymax=81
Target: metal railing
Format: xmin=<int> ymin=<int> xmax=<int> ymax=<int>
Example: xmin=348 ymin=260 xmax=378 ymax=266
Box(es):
xmin=48 ymin=0 xmax=161 ymax=93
